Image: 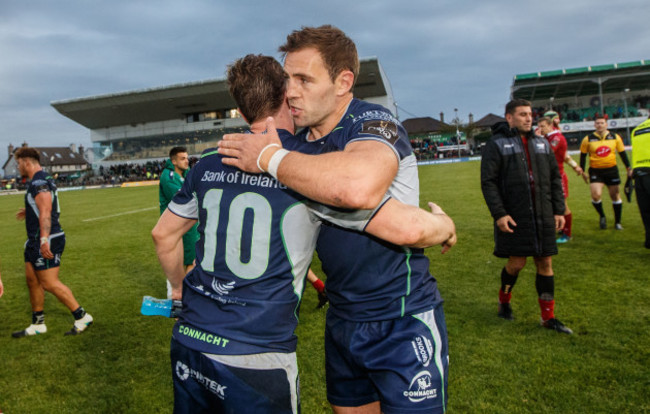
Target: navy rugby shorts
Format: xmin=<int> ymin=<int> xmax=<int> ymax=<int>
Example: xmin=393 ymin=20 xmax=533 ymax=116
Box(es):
xmin=24 ymin=233 xmax=65 ymax=271
xmin=325 ymin=305 xmax=449 ymax=414
xmin=170 ymin=338 xmax=299 ymax=414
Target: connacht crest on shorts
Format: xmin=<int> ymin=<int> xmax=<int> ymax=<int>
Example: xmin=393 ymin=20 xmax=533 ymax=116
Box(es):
xmin=361 ymin=120 xmax=400 ymax=145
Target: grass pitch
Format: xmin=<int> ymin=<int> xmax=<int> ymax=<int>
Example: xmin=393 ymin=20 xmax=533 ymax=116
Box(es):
xmin=0 ymin=162 xmax=648 ymax=413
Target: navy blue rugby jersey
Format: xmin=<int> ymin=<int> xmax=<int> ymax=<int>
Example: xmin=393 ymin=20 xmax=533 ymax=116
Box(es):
xmin=295 ymin=99 xmax=443 ymax=321
xmin=167 ymin=129 xmax=376 ymax=355
xmin=25 ymin=170 xmax=63 ymax=241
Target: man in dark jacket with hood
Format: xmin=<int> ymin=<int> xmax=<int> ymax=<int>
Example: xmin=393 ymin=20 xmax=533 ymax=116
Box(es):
xmin=159 ymin=147 xmax=199 ymax=296
xmin=481 ymin=99 xmax=572 ymax=334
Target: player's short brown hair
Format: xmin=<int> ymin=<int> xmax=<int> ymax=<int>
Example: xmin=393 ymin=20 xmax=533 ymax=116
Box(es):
xmin=14 ymin=147 xmax=40 ymax=163
xmin=279 ymin=25 xmax=359 ymax=89
xmin=505 ymin=99 xmax=532 ymax=116
xmin=227 ymin=54 xmax=287 ymax=124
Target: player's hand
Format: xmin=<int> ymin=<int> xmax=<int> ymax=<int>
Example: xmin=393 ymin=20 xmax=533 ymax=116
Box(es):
xmin=40 ymin=241 xmax=54 ymax=260
xmin=627 ymin=167 xmax=633 ymax=178
xmin=496 ymin=215 xmax=516 ymax=233
xmin=427 ymin=202 xmax=456 ymax=253
xmin=427 ymin=201 xmax=446 ymax=216
xmin=554 ymin=215 xmax=565 ymax=231
xmin=170 ymin=283 xmax=183 ymax=301
xmin=0 ymin=278 xmax=4 ymax=298
xmin=218 ymin=117 xmax=283 ymax=173
xmin=16 ymin=208 xmax=26 ymax=220
xmin=581 ymin=172 xmax=589 ymax=183
xmin=574 ymin=166 xmax=584 ymax=176
xmin=441 ymin=232 xmax=457 ymax=254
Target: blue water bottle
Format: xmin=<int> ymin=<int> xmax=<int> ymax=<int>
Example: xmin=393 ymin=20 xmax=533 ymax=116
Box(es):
xmin=140 ymin=296 xmax=182 ymax=318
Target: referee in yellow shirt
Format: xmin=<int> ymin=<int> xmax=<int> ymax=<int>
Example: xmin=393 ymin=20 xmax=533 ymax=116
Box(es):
xmin=631 ymin=118 xmax=650 ymax=248
xmin=580 ymin=115 xmax=633 ymax=230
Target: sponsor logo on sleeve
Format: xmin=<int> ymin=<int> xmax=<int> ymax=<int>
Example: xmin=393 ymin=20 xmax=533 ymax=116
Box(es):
xmin=361 ymin=120 xmax=400 ymax=145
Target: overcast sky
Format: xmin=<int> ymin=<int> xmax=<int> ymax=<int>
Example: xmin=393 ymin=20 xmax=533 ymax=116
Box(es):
xmin=1 ymin=0 xmax=649 ymax=154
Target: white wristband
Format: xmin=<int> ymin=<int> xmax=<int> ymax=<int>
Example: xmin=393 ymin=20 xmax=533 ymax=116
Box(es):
xmin=267 ymin=149 xmax=290 ymax=179
xmin=40 ymin=236 xmax=48 ymax=245
xmin=256 ymin=143 xmax=281 ymax=172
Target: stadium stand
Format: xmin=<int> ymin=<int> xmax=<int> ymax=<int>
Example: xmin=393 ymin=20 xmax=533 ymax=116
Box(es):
xmin=512 ymin=60 xmax=650 ymax=146
xmin=51 ymin=58 xmax=396 ymax=169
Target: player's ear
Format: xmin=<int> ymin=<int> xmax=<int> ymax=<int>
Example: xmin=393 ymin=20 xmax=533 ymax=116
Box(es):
xmin=335 ymin=70 xmax=354 ymax=96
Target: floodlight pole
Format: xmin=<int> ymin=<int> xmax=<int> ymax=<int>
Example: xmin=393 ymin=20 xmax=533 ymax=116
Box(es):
xmin=454 ymin=108 xmax=461 ymax=158
xmin=622 ymin=88 xmax=631 ymax=145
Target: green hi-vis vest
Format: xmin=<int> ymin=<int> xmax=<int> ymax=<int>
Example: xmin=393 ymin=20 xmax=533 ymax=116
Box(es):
xmin=631 ymin=119 xmax=650 ymax=170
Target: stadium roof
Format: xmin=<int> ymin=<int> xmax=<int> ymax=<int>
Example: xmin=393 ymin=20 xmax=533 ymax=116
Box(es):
xmin=473 ymin=113 xmax=505 ymax=128
xmin=511 ymin=60 xmax=650 ymax=101
xmin=402 ymin=117 xmax=449 ymax=134
xmin=51 ymin=57 xmax=389 ymax=130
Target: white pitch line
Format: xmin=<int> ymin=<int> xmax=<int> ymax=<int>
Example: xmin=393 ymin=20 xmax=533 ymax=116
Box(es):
xmin=82 ymin=206 xmax=158 ymax=222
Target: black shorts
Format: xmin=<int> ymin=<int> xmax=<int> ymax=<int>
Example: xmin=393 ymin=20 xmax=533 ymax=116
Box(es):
xmin=589 ymin=166 xmax=621 ymax=186
xmin=24 ymin=233 xmax=65 ymax=270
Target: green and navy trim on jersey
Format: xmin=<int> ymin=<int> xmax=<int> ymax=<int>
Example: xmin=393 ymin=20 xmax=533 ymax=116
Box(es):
xmin=296 ymin=98 xmax=442 ymax=321
xmin=25 ymin=170 xmax=63 ymax=241
xmin=167 ymin=129 xmax=376 ymax=355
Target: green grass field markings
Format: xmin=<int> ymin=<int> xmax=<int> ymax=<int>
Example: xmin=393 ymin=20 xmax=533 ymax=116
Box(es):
xmin=81 ymin=206 xmax=158 ymax=222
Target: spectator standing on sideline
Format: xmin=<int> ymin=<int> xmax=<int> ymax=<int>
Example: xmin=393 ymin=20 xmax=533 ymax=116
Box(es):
xmin=219 ymin=26 xmax=454 ymax=413
xmin=12 ymin=147 xmax=93 ymax=337
xmin=481 ymin=99 xmax=572 ymax=334
xmin=159 ymin=146 xmax=199 ymax=297
xmin=580 ymin=115 xmax=633 ymax=230
xmin=538 ymin=115 xmax=584 ymax=243
xmin=631 ymin=118 xmax=650 ymax=248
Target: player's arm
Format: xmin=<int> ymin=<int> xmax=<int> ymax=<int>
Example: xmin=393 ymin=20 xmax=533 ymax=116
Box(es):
xmin=548 ymin=146 xmax=567 ymax=216
xmin=160 ymin=173 xmax=182 ymax=202
xmin=271 ymin=140 xmax=397 ymax=209
xmin=579 ymin=136 xmax=589 ymax=171
xmin=218 ymin=117 xmax=398 ymax=210
xmin=34 ymin=191 xmax=54 ymax=259
xmin=152 ymin=209 xmax=197 ymax=300
xmin=480 ymin=140 xmax=508 ymax=222
xmin=564 ymin=154 xmax=583 ymax=175
xmin=365 ymin=199 xmax=456 ymax=252
xmin=615 ymin=135 xmax=633 ymax=176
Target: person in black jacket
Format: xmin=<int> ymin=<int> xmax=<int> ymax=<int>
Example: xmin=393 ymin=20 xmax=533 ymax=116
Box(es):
xmin=481 ymin=99 xmax=572 ymax=334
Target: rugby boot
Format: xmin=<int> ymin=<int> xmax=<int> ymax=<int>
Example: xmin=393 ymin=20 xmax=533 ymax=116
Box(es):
xmin=615 ymin=223 xmax=623 ymax=230
xmin=12 ymin=323 xmax=47 ymax=338
xmin=556 ymin=234 xmax=571 ymax=243
xmin=541 ymin=318 xmax=573 ymax=334
xmin=64 ymin=313 xmax=94 ymax=336
xmin=599 ymin=216 xmax=607 ymax=229
xmin=497 ymin=303 xmax=514 ymax=320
